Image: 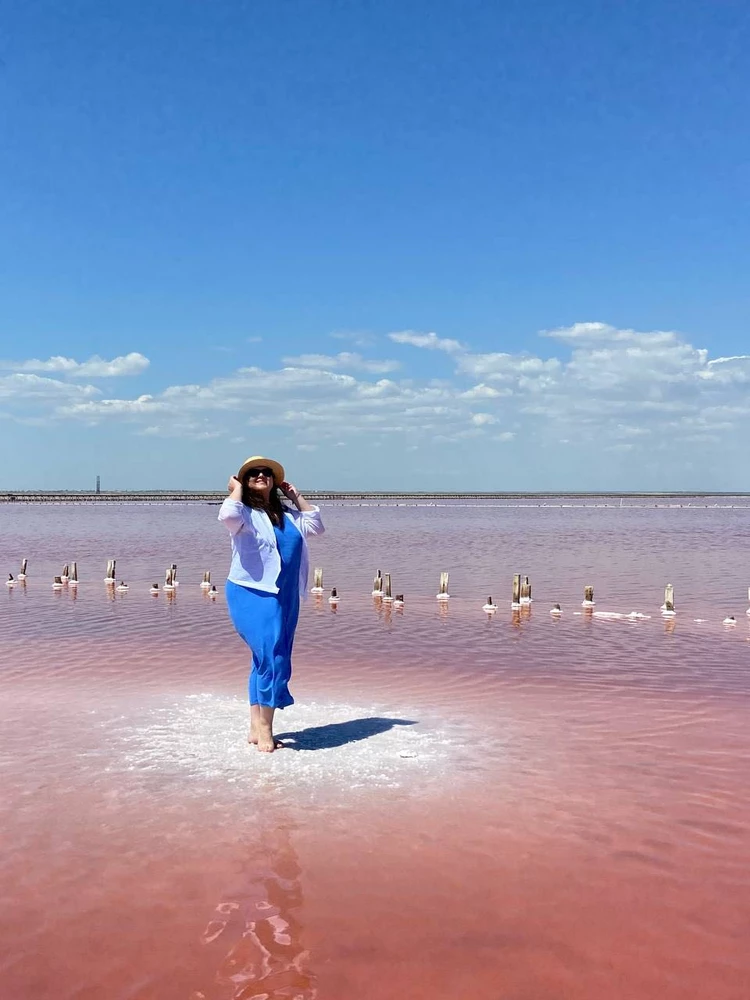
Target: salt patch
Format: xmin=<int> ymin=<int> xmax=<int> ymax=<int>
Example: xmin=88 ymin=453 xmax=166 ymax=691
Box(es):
xmin=113 ymin=694 xmax=468 ymax=796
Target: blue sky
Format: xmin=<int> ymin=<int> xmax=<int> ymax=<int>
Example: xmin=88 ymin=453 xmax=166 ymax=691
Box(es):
xmin=1 ymin=0 xmax=749 ymax=490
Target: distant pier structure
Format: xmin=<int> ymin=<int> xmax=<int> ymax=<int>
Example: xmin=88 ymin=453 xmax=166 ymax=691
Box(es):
xmin=1 ymin=491 xmax=750 ymax=506
xmin=96 ymin=476 xmax=101 ymax=495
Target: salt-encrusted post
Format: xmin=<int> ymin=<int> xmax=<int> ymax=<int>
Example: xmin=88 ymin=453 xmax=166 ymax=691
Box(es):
xmin=372 ymin=570 xmax=383 ymax=597
xmin=310 ymin=568 xmax=324 ymax=594
xmin=69 ymin=562 xmax=78 ymax=588
xmin=19 ymin=559 xmax=28 ymax=580
xmin=511 ymin=574 xmax=521 ymax=609
xmin=52 ymin=576 xmax=64 ymax=591
xmin=61 ymin=564 xmax=69 ymax=583
xmin=582 ymin=586 xmax=595 ymax=608
xmin=520 ymin=576 xmax=532 ymax=605
xmin=437 ymin=572 xmax=450 ymax=601
xmin=201 ymin=571 xmax=211 ymax=590
xmin=661 ymin=584 xmax=675 ymax=617
xmin=105 ymin=560 xmax=116 ymax=584
xmin=383 ymin=573 xmax=393 ymax=603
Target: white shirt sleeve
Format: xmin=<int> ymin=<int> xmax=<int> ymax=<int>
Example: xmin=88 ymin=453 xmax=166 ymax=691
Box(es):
xmin=287 ymin=505 xmax=325 ymax=538
xmin=218 ymin=498 xmax=252 ymax=536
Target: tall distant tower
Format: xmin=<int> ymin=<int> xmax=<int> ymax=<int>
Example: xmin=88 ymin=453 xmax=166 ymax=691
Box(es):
xmin=96 ymin=475 xmax=101 ymax=494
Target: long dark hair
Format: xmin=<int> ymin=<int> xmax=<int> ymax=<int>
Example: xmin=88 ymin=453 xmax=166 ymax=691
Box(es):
xmin=241 ymin=476 xmax=286 ymax=527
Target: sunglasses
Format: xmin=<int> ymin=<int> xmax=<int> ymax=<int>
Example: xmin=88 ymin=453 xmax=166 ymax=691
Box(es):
xmin=245 ymin=467 xmax=274 ymax=478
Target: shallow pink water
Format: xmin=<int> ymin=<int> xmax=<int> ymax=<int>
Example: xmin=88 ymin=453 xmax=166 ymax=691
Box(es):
xmin=1 ymin=500 xmax=750 ymax=999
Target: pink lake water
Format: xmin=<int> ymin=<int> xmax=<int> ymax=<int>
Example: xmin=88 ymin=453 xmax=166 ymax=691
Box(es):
xmin=1 ymin=499 xmax=750 ymax=999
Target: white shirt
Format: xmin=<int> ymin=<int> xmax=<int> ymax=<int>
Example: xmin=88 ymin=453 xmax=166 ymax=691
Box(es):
xmin=218 ymin=497 xmax=325 ymax=598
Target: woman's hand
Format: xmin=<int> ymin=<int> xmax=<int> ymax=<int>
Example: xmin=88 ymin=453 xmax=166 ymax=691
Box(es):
xmin=279 ymin=481 xmax=299 ymax=501
xmin=279 ymin=481 xmax=313 ymax=511
xmin=227 ymin=475 xmax=243 ymax=498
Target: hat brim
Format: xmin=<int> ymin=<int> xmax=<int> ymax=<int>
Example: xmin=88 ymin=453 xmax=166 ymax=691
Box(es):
xmin=237 ymin=456 xmax=285 ymax=484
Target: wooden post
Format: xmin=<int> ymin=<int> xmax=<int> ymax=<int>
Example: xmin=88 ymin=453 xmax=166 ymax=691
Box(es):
xmin=52 ymin=576 xmax=64 ymax=590
xmin=61 ymin=563 xmax=69 ymax=582
xmin=311 ymin=568 xmax=324 ymax=594
xmin=328 ymin=587 xmax=339 ymax=604
xmin=69 ymin=562 xmax=78 ymax=587
xmin=582 ymin=586 xmax=595 ymax=607
xmin=511 ymin=574 xmax=521 ymax=608
xmin=372 ymin=570 xmax=383 ymax=596
xmin=661 ymin=584 xmax=675 ymax=616
xmin=383 ymin=573 xmax=393 ymax=602
xmin=437 ymin=571 xmax=450 ymax=600
xmin=520 ymin=576 xmax=532 ymax=605
xmin=201 ymin=571 xmax=211 ymax=589
xmin=19 ymin=559 xmax=28 ymax=580
xmin=105 ymin=560 xmax=116 ymax=583
xmin=171 ymin=563 xmax=178 ymax=587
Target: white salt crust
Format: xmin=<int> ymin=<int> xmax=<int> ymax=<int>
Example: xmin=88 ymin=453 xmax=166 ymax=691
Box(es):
xmin=112 ymin=694 xmax=474 ymax=797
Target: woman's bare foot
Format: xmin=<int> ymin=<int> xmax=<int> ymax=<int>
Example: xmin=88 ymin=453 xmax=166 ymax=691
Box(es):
xmin=256 ymin=719 xmax=276 ymax=753
xmin=248 ymin=734 xmax=284 ymax=749
xmin=248 ymin=705 xmax=281 ymax=750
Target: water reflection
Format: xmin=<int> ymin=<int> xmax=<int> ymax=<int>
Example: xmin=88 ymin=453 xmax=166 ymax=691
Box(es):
xmin=197 ymin=816 xmax=316 ymax=999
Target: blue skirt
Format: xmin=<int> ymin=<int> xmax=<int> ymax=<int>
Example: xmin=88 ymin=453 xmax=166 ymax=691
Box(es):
xmin=225 ymin=517 xmax=302 ymax=709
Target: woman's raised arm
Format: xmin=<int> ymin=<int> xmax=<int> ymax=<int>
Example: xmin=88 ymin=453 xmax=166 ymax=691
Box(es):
xmin=218 ymin=476 xmax=247 ymax=535
xmin=280 ymin=482 xmax=325 ymax=536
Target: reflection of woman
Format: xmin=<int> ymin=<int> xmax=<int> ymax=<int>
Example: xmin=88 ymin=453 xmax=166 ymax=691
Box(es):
xmin=218 ymin=456 xmax=325 ymax=753
xmin=200 ymin=817 xmax=317 ymax=998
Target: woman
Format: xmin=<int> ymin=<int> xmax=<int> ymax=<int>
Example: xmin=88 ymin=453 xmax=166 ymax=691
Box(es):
xmin=218 ymin=455 xmax=325 ymax=753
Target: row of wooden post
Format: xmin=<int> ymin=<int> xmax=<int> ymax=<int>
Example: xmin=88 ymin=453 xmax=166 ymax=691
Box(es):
xmin=7 ymin=560 xmax=215 ymax=596
xmin=309 ymin=568 xmax=746 ymax=619
xmin=6 ymin=559 xmax=749 ymax=618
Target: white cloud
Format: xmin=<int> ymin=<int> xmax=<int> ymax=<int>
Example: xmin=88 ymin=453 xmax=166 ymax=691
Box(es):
xmin=329 ymin=330 xmax=376 ymax=348
xmin=460 ymin=383 xmax=509 ymax=399
xmin=542 ymin=322 xmax=679 ymax=347
xmin=457 ymin=352 xmax=561 ymax=382
xmin=0 ymin=352 xmax=149 ymax=377
xmin=388 ymin=330 xmax=464 ymax=353
xmin=280 ymin=352 xmax=400 ymax=374
xmin=0 ymin=373 xmax=101 ymax=401
xmin=52 ymin=324 xmax=750 ymax=457
xmin=6 ymin=321 xmax=750 ymax=488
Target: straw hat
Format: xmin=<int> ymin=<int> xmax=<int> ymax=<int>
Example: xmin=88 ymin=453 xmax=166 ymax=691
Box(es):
xmin=237 ymin=455 xmax=285 ymax=484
